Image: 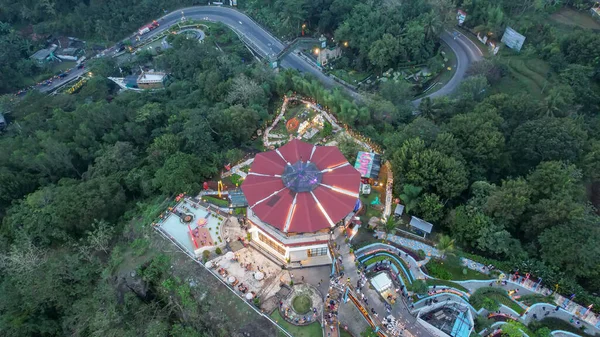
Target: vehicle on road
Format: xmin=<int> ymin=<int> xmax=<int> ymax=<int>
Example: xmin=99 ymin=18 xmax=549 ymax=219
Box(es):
xmin=77 ymin=63 xmax=85 ymax=69
xmin=138 ymin=20 xmax=159 ymax=35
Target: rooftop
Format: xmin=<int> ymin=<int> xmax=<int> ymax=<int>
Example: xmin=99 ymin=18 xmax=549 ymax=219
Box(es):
xmin=137 ymin=71 xmax=166 ymax=83
xmin=410 ymin=216 xmax=433 ymax=234
xmin=241 ymin=139 xmax=360 ymax=234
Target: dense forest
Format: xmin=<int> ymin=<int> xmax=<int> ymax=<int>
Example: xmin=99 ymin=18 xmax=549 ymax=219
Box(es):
xmin=0 ymin=0 xmax=600 ymax=335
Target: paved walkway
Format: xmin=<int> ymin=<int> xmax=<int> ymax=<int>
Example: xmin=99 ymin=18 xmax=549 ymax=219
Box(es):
xmin=336 ymin=229 xmax=429 ymax=337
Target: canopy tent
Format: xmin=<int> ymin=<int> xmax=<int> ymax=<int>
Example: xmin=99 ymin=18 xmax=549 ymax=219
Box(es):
xmin=254 ymin=272 xmax=265 ymax=280
xmin=225 ymin=251 xmax=235 ymax=260
xmin=227 ymin=276 xmax=236 ymax=283
xmin=371 ymin=272 xmax=393 ymax=293
xmin=409 ymin=216 xmax=433 ymax=238
xmin=205 ymin=261 xmax=213 ymax=268
xmin=394 ymin=204 xmax=405 ymax=217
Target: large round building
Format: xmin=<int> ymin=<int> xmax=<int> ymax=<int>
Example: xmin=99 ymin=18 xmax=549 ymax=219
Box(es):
xmin=241 ymin=139 xmax=361 ymax=266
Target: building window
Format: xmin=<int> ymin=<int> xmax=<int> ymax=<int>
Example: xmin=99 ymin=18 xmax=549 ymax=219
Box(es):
xmin=258 ymin=233 xmax=286 ymax=256
xmin=307 ymin=247 xmax=328 ymax=257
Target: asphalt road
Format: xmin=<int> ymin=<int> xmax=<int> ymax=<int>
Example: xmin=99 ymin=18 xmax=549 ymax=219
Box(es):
xmin=412 ymin=30 xmax=483 ymax=105
xmin=38 ymin=6 xmax=482 ymax=103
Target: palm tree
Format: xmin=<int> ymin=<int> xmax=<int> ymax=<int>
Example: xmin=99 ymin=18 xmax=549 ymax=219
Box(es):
xmin=436 ymin=235 xmax=455 ymax=259
xmin=421 ymin=11 xmax=443 ymax=41
xmin=399 ymin=184 xmax=422 ymax=213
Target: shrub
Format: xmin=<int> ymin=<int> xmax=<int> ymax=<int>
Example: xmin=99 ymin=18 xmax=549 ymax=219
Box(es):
xmin=131 ymin=238 xmax=150 ymax=256
xmin=215 ymin=247 xmax=222 ymax=255
xmin=417 ymin=249 xmax=426 ymax=260
xmin=426 ymin=260 xmax=453 ymax=280
xmin=411 ymin=280 xmax=428 ymax=295
xmin=246 ymin=233 xmax=251 ymax=241
xmin=202 ymin=250 xmax=210 ymax=262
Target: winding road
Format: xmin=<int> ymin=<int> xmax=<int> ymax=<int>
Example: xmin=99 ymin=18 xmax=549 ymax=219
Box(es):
xmin=38 ymin=6 xmax=482 ymax=104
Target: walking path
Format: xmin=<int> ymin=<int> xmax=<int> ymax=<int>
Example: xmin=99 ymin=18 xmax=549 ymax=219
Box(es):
xmin=365 ymin=231 xmax=600 ymax=335
xmin=334 ymin=228 xmax=429 ymax=337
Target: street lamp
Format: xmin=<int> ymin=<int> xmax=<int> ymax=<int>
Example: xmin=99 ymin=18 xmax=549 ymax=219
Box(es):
xmin=343 ymin=41 xmax=348 ymax=47
xmin=314 ymin=48 xmax=320 ymax=55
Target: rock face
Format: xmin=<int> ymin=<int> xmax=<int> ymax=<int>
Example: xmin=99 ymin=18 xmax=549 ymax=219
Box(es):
xmin=114 ymin=270 xmax=150 ymax=303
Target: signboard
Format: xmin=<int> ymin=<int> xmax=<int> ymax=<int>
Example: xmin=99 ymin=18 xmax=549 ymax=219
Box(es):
xmin=457 ymin=10 xmax=467 ymax=25
xmin=501 ymin=27 xmax=526 ymax=52
xmin=354 ymin=151 xmax=381 ymax=178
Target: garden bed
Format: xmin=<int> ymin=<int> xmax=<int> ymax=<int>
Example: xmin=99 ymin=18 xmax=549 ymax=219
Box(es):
xmin=425 ymin=257 xmax=490 ymax=281
xmin=203 ymin=196 xmax=229 ymax=207
xmin=425 ymin=279 xmax=470 ymax=294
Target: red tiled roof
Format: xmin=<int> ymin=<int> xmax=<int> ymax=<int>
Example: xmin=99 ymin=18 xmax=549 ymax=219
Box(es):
xmin=241 ymin=139 xmax=361 ymax=233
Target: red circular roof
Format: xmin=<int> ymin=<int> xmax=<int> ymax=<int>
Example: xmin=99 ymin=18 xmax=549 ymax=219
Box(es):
xmin=241 ymin=139 xmax=361 ymax=233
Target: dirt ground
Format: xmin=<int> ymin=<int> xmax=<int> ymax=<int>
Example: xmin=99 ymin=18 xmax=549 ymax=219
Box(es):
xmin=550 ymin=8 xmax=600 ymax=30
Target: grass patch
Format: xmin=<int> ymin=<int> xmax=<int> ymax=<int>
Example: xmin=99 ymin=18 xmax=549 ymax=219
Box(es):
xmin=425 ymin=279 xmax=470 ymax=294
xmin=517 ymin=294 xmax=556 ymax=306
xmin=270 ymin=310 xmax=322 ymax=337
xmin=550 ymin=8 xmax=600 ymax=30
xmin=529 ymin=318 xmax=596 ymax=337
xmin=425 ymin=257 xmax=490 ymax=281
xmin=292 ymin=295 xmax=312 ymax=314
xmin=203 ymin=196 xmax=229 ymax=207
xmin=492 ymin=55 xmax=553 ymax=100
xmin=470 ymin=287 xmax=524 ymax=315
xmin=330 ymin=69 xmax=370 ymax=84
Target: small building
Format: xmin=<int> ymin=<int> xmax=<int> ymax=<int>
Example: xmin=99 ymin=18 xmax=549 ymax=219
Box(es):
xmin=317 ymin=46 xmax=342 ymax=66
xmin=30 ymin=45 xmax=58 ymax=64
xmin=137 ymin=71 xmax=167 ymax=89
xmin=409 ymin=216 xmax=433 ymax=238
xmin=371 ymin=272 xmax=393 ymax=293
xmin=394 ymin=204 xmax=404 ymax=217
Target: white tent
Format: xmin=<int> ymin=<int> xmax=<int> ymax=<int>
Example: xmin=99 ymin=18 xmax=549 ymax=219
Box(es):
xmin=225 ymin=251 xmax=235 ymax=260
xmin=371 ymin=273 xmax=393 ymax=293
xmin=245 ymin=293 xmax=254 ymax=300
xmin=227 ymin=276 xmax=236 ymax=283
xmin=254 ymin=272 xmax=265 ymax=280
xmin=205 ymin=261 xmax=213 ymax=268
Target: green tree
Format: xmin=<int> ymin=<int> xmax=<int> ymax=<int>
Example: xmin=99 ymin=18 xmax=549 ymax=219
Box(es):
xmin=416 ymin=193 xmax=444 ymax=223
xmin=436 ymin=235 xmax=455 ymax=259
xmin=368 ymin=33 xmax=400 ymax=71
xmin=509 ymin=117 xmax=587 ymax=174
xmin=447 ymin=109 xmax=505 ymax=180
xmin=153 ymin=152 xmax=203 ymax=195
xmin=484 ymin=178 xmax=532 ymax=232
xmin=399 ymin=184 xmax=423 ymax=214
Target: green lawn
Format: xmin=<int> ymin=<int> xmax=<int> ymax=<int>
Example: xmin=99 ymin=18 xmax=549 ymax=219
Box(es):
xmin=330 ymin=69 xmax=370 ymax=85
xmin=517 ymin=294 xmax=556 ymax=306
xmin=550 ymin=8 xmax=600 ymax=30
xmin=426 ymin=258 xmax=490 ymax=281
xmin=270 ymin=310 xmax=322 ymax=337
xmin=292 ymin=295 xmax=312 ymax=315
xmin=425 ymin=279 xmax=470 ymax=294
xmin=530 ymin=318 xmax=596 ymax=337
xmin=487 ymin=292 xmax=525 ymax=315
xmin=470 ymin=287 xmax=525 ymax=315
xmin=432 ymin=41 xmax=458 ymax=89
xmin=202 ymin=196 xmax=229 ymax=207
xmin=492 ymin=55 xmax=553 ymax=100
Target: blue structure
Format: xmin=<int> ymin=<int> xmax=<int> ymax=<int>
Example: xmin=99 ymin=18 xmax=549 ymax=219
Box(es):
xmin=450 ymin=311 xmax=472 ymax=337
